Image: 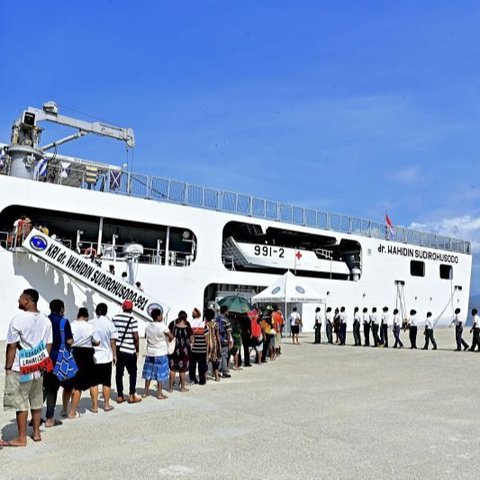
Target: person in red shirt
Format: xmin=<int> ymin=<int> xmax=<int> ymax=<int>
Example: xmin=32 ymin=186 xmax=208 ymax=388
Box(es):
xmin=271 ymin=306 xmax=285 ymax=356
xmin=248 ymin=309 xmax=262 ymax=365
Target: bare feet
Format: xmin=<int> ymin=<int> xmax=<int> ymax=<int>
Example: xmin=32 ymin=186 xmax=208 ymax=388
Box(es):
xmin=68 ymin=412 xmax=81 ymax=419
xmin=2 ymin=438 xmax=27 ymax=447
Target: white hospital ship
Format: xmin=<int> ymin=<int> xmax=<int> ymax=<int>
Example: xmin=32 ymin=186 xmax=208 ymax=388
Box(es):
xmin=0 ymin=103 xmax=473 ymax=337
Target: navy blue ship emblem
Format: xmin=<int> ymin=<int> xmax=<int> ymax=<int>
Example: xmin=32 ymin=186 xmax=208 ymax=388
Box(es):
xmin=29 ymin=235 xmax=48 ymax=251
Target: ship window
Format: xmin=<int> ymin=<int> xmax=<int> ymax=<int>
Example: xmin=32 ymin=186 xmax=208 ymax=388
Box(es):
xmin=440 ymin=264 xmax=453 ymax=280
xmin=410 ymin=260 xmax=425 ymax=277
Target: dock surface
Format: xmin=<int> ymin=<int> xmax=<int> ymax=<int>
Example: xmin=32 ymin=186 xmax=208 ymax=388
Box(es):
xmin=1 ymin=330 xmax=479 ymax=479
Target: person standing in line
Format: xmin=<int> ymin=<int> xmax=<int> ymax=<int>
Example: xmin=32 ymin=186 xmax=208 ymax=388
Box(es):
xmin=352 ymin=307 xmax=361 ymax=346
xmin=240 ymin=313 xmax=252 ymax=366
xmin=469 ymin=309 xmax=480 ymax=352
xmin=168 ymin=311 xmax=194 ymax=392
xmin=43 ymin=299 xmax=74 ymax=427
xmin=1 ymin=289 xmax=53 ymax=447
xmin=249 ymin=310 xmax=263 ymax=364
xmin=370 ymin=307 xmax=380 ymax=347
xmin=451 ymin=308 xmax=469 ymax=351
xmin=89 ymin=303 xmax=118 ymax=412
xmin=313 ymin=307 xmax=322 ymax=344
xmin=392 ymin=309 xmax=403 ymax=348
xmin=423 ymin=312 xmax=437 ymax=350
xmin=325 ymin=307 xmax=333 ymax=344
xmin=289 ymin=307 xmax=301 ymax=345
xmin=67 ymin=308 xmax=100 ymax=419
xmin=406 ymin=309 xmax=418 ymax=349
xmin=230 ymin=314 xmax=244 ymax=369
xmin=333 ymin=308 xmax=340 ymax=344
xmin=380 ymin=307 xmax=390 ymax=348
xmin=142 ymin=308 xmax=174 ymax=398
xmin=272 ymin=306 xmax=284 ymax=356
xmin=113 ymin=300 xmax=142 ymax=404
xmin=261 ymin=307 xmax=276 ymax=362
xmin=216 ymin=305 xmax=233 ymax=378
xmin=339 ymin=307 xmax=347 ymax=345
xmin=362 ymin=308 xmax=370 ymax=347
xmin=189 ymin=308 xmax=209 ymax=384
xmin=205 ymin=308 xmax=221 ymax=381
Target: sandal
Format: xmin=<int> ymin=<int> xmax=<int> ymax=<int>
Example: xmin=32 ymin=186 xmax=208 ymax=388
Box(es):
xmin=127 ymin=395 xmax=142 ymax=404
xmin=45 ymin=419 xmax=63 ymax=428
xmin=104 ymin=406 xmax=114 ymax=412
xmin=68 ymin=412 xmax=81 ymax=419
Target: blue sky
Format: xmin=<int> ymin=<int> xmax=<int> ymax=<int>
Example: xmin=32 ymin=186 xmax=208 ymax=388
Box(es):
xmin=1 ymin=0 xmax=479 ymax=294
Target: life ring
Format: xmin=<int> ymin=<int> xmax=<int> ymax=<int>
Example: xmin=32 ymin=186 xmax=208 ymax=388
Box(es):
xmin=84 ymin=247 xmax=97 ymax=257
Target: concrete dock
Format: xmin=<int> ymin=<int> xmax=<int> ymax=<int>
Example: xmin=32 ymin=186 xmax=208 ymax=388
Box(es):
xmin=1 ymin=330 xmax=479 ymax=479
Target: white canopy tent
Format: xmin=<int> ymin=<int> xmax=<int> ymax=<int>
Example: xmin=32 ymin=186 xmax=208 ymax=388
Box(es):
xmin=252 ymin=271 xmax=325 ymax=333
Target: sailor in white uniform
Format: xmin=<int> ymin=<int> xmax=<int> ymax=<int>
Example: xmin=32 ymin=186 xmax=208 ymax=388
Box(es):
xmin=353 ymin=307 xmax=361 ymax=346
xmin=469 ymin=309 xmax=480 ymax=352
xmin=370 ymin=307 xmax=380 ymax=347
xmin=362 ymin=308 xmax=370 ymax=346
xmin=325 ymin=307 xmax=333 ymax=344
xmin=380 ymin=306 xmax=389 ymax=348
xmin=407 ymin=309 xmax=418 ymax=349
xmin=392 ymin=309 xmax=403 ymax=348
xmin=423 ymin=312 xmax=437 ymax=350
xmin=451 ymin=308 xmax=469 ymax=351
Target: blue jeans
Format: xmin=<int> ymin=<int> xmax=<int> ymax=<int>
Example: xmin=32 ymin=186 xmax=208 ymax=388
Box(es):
xmin=220 ymin=346 xmax=229 ymax=375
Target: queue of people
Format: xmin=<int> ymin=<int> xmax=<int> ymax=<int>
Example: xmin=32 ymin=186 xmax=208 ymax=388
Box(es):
xmin=1 ymin=289 xmax=284 ymax=448
xmin=316 ymin=305 xmax=479 ymax=351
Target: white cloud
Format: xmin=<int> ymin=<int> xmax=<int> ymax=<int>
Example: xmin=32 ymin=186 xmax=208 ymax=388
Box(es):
xmin=393 ymin=165 xmax=421 ymax=183
xmin=409 ymin=215 xmax=480 ymax=253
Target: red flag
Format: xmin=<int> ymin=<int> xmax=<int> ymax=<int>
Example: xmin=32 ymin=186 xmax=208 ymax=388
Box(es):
xmin=385 ymin=213 xmax=395 ymax=236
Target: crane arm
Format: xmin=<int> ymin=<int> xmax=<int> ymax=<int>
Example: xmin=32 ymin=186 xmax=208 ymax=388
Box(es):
xmin=13 ymin=102 xmax=135 ymax=149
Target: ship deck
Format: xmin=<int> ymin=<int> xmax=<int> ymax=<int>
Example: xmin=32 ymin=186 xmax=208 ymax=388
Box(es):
xmin=1 ymin=329 xmax=478 ymax=479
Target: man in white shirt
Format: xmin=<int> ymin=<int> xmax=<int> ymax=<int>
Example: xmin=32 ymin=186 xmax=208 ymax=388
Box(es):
xmin=370 ymin=307 xmax=380 ymax=347
xmin=2 ymin=289 xmax=53 ymax=447
xmin=407 ymin=309 xmax=418 ymax=349
xmin=469 ymin=309 xmax=480 ymax=352
xmin=339 ymin=307 xmax=347 ymax=345
xmin=313 ymin=307 xmax=322 ymax=344
xmin=392 ymin=309 xmax=404 ymax=348
xmin=325 ymin=307 xmax=333 ymax=344
xmin=362 ymin=308 xmax=370 ymax=346
xmin=423 ymin=312 xmax=437 ymax=350
xmin=451 ymin=308 xmax=469 ymax=351
xmin=380 ymin=307 xmax=390 ymax=348
xmin=289 ymin=307 xmax=301 ymax=345
xmin=353 ymin=307 xmax=361 ymax=346
xmin=89 ymin=303 xmax=118 ymax=412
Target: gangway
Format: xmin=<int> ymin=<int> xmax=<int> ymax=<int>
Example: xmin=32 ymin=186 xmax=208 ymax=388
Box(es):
xmin=22 ymin=229 xmax=169 ymax=321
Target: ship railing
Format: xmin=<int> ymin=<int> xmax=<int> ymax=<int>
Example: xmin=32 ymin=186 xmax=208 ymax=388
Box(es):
xmin=21 ymin=162 xmax=472 ymax=255
xmin=78 ymin=240 xmax=194 ymax=267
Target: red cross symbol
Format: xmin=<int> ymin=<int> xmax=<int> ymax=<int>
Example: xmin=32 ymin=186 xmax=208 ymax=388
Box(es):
xmin=295 ymin=251 xmax=302 ymax=260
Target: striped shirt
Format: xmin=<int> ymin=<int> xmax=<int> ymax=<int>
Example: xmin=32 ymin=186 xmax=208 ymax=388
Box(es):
xmin=190 ymin=318 xmax=208 ymax=354
xmin=112 ymin=313 xmax=138 ymax=354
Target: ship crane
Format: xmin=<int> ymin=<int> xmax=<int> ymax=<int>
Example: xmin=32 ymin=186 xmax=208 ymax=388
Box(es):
xmin=6 ymin=101 xmax=135 ymax=179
